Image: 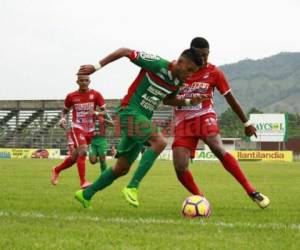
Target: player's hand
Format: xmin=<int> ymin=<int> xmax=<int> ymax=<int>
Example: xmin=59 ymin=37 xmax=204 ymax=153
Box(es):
xmin=190 ymin=94 xmax=211 ymax=106
xmin=245 ymin=124 xmax=257 ymax=137
xmin=59 ymin=118 xmax=67 ymax=129
xmin=77 ymin=65 xmax=96 ymax=75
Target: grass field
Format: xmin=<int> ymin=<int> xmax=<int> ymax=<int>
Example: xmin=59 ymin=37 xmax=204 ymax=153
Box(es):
xmin=0 ymin=159 xmax=300 ymax=250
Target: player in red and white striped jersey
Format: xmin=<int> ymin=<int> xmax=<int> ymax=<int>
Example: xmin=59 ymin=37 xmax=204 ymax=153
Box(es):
xmin=167 ymin=37 xmax=270 ymax=209
xmin=51 ymin=75 xmax=106 ymax=188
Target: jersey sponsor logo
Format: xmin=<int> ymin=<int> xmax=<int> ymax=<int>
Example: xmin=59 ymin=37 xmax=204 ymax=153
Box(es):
xmin=181 ymin=82 xmax=209 ymax=93
xmin=190 ymin=82 xmax=210 ymax=91
xmin=140 ymin=93 xmax=160 ymax=111
xmin=147 ymin=85 xmax=167 ymax=98
xmin=139 ymin=52 xmax=160 ymax=61
xmin=74 ymin=102 xmax=94 ymax=111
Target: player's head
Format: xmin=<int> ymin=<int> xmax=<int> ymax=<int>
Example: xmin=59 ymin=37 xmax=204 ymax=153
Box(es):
xmin=190 ymin=37 xmax=210 ymax=65
xmin=173 ymin=48 xmax=203 ymax=82
xmin=77 ymin=74 xmax=90 ymax=92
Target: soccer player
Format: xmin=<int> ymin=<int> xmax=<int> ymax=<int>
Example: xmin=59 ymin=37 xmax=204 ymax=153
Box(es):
xmin=166 ymin=37 xmax=270 ymax=208
xmin=51 ymin=75 xmax=106 ymax=188
xmin=74 ymin=47 xmax=207 ymax=208
xmin=88 ymin=110 xmax=114 ymax=173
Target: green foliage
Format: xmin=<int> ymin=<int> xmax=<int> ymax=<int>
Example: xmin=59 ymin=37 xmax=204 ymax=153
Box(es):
xmin=219 ymin=108 xmax=244 ymax=137
xmin=287 ymin=113 xmax=300 ymax=138
xmin=219 ymin=108 xmax=300 ymax=139
xmin=215 ymin=52 xmax=300 ymax=115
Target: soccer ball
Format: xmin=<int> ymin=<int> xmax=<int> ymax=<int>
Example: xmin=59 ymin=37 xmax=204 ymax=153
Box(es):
xmin=181 ymin=195 xmax=211 ymax=218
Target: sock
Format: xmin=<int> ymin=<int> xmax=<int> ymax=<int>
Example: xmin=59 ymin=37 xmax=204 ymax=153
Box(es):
xmin=83 ymin=167 xmax=117 ymax=200
xmin=127 ymin=149 xmax=159 ymax=188
xmin=77 ymin=155 xmax=87 ymax=185
xmin=99 ymin=160 xmax=107 ymax=172
xmin=221 ymin=152 xmax=256 ymax=194
xmin=176 ymin=170 xmax=203 ymax=196
xmin=54 ymin=157 xmax=74 ymax=173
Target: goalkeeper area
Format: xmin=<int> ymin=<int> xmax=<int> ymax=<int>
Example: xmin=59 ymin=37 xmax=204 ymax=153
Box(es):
xmin=1 ymin=159 xmax=300 ymax=249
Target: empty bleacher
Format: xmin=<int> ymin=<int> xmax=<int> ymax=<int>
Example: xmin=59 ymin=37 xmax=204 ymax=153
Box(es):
xmin=0 ymin=100 xmax=174 ymax=151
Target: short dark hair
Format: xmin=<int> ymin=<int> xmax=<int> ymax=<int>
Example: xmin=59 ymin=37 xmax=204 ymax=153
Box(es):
xmin=190 ymin=37 xmax=209 ymax=49
xmin=181 ymin=48 xmax=203 ymax=66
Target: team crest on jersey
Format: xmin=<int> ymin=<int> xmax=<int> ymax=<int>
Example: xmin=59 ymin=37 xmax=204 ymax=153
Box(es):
xmin=139 ymin=52 xmax=160 ymax=61
xmin=89 ymin=94 xmax=94 ymax=100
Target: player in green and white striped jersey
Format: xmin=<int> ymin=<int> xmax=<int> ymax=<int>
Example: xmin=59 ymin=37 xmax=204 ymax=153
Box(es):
xmin=75 ymin=47 xmax=209 ymax=209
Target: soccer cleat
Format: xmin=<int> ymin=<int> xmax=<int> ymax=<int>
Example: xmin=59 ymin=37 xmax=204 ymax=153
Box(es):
xmin=249 ymin=192 xmax=270 ymax=209
xmin=51 ymin=167 xmax=59 ymax=185
xmin=75 ymin=190 xmax=92 ymax=209
xmin=80 ymin=181 xmax=91 ymax=189
xmin=122 ymin=187 xmax=139 ymax=207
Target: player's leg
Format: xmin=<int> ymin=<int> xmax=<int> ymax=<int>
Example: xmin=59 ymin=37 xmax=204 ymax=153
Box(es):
xmin=172 ymin=146 xmax=203 ymax=196
xmin=71 ymin=128 xmax=91 ymax=188
xmin=97 ymin=137 xmax=108 ymax=172
xmin=99 ymin=155 xmax=107 ymax=172
xmin=75 ymin=137 xmax=140 ymax=208
xmin=203 ymin=133 xmax=256 ymax=194
xmin=76 ymin=143 xmax=90 ymax=188
xmin=123 ymin=130 xmax=167 ymax=207
xmin=51 ymin=134 xmax=76 ymax=185
xmin=203 ymin=134 xmax=270 ymax=208
xmin=172 ymin=117 xmax=203 ymax=195
xmin=127 ymin=131 xmax=167 ymax=189
xmin=88 ymin=142 xmax=98 ymax=164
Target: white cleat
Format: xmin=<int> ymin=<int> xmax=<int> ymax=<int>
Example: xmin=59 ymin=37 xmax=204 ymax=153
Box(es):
xmin=250 ymin=192 xmax=270 ymax=209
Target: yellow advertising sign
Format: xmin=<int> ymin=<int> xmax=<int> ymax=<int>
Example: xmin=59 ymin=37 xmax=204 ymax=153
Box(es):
xmin=0 ymin=148 xmax=60 ymax=159
xmin=231 ymin=151 xmax=293 ymax=162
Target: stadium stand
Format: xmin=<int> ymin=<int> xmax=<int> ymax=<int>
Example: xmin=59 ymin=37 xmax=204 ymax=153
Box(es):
xmin=0 ymin=100 xmax=174 ymax=152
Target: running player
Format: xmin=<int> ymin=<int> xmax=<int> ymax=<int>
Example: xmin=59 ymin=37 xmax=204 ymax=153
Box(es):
xmin=74 ymin=47 xmax=206 ymax=208
xmin=51 ymin=75 xmax=106 ymax=188
xmin=88 ymin=110 xmax=114 ymax=173
xmin=167 ymin=37 xmax=270 ymax=209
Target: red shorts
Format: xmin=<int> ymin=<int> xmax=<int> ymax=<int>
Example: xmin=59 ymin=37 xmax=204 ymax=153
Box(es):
xmin=70 ymin=127 xmax=93 ymax=147
xmin=172 ymin=113 xmax=219 ymax=158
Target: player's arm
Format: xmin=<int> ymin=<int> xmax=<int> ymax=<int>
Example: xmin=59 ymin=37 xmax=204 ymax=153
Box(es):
xmin=95 ymin=108 xmax=114 ymax=127
xmin=77 ymin=48 xmax=133 ymax=75
xmin=216 ymin=69 xmax=257 ymax=137
xmin=224 ymin=92 xmax=257 ymax=137
xmin=60 ymin=95 xmax=72 ymax=129
xmin=163 ymin=92 xmax=211 ymax=107
xmin=59 ymin=108 xmax=69 ymax=130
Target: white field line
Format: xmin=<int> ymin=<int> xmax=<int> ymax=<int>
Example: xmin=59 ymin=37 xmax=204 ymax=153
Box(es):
xmin=0 ymin=210 xmax=300 ymax=231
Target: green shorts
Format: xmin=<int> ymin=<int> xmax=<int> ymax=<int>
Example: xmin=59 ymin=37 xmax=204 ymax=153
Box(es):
xmin=88 ymin=136 xmax=108 ymax=157
xmin=115 ymin=107 xmax=160 ymax=165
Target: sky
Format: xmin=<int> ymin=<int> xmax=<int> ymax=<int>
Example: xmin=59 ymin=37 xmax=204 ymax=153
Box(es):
xmin=0 ymin=0 xmax=299 ymax=100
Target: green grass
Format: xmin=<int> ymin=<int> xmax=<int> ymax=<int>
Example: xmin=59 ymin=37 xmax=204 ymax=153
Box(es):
xmin=0 ymin=159 xmax=300 ymax=250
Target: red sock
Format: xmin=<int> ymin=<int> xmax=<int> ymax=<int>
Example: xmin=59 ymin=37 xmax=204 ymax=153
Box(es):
xmin=221 ymin=152 xmax=255 ymax=194
xmin=54 ymin=157 xmax=74 ymax=173
xmin=176 ymin=170 xmax=203 ymax=196
xmin=77 ymin=155 xmax=87 ymax=185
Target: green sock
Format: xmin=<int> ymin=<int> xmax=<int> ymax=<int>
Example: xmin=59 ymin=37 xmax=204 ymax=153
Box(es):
xmin=83 ymin=167 xmax=117 ymax=200
xmin=127 ymin=149 xmax=159 ymax=189
xmin=100 ymin=160 xmax=107 ymax=172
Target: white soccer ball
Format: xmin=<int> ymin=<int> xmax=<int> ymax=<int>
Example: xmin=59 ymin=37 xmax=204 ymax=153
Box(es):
xmin=181 ymin=195 xmax=211 ymax=218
